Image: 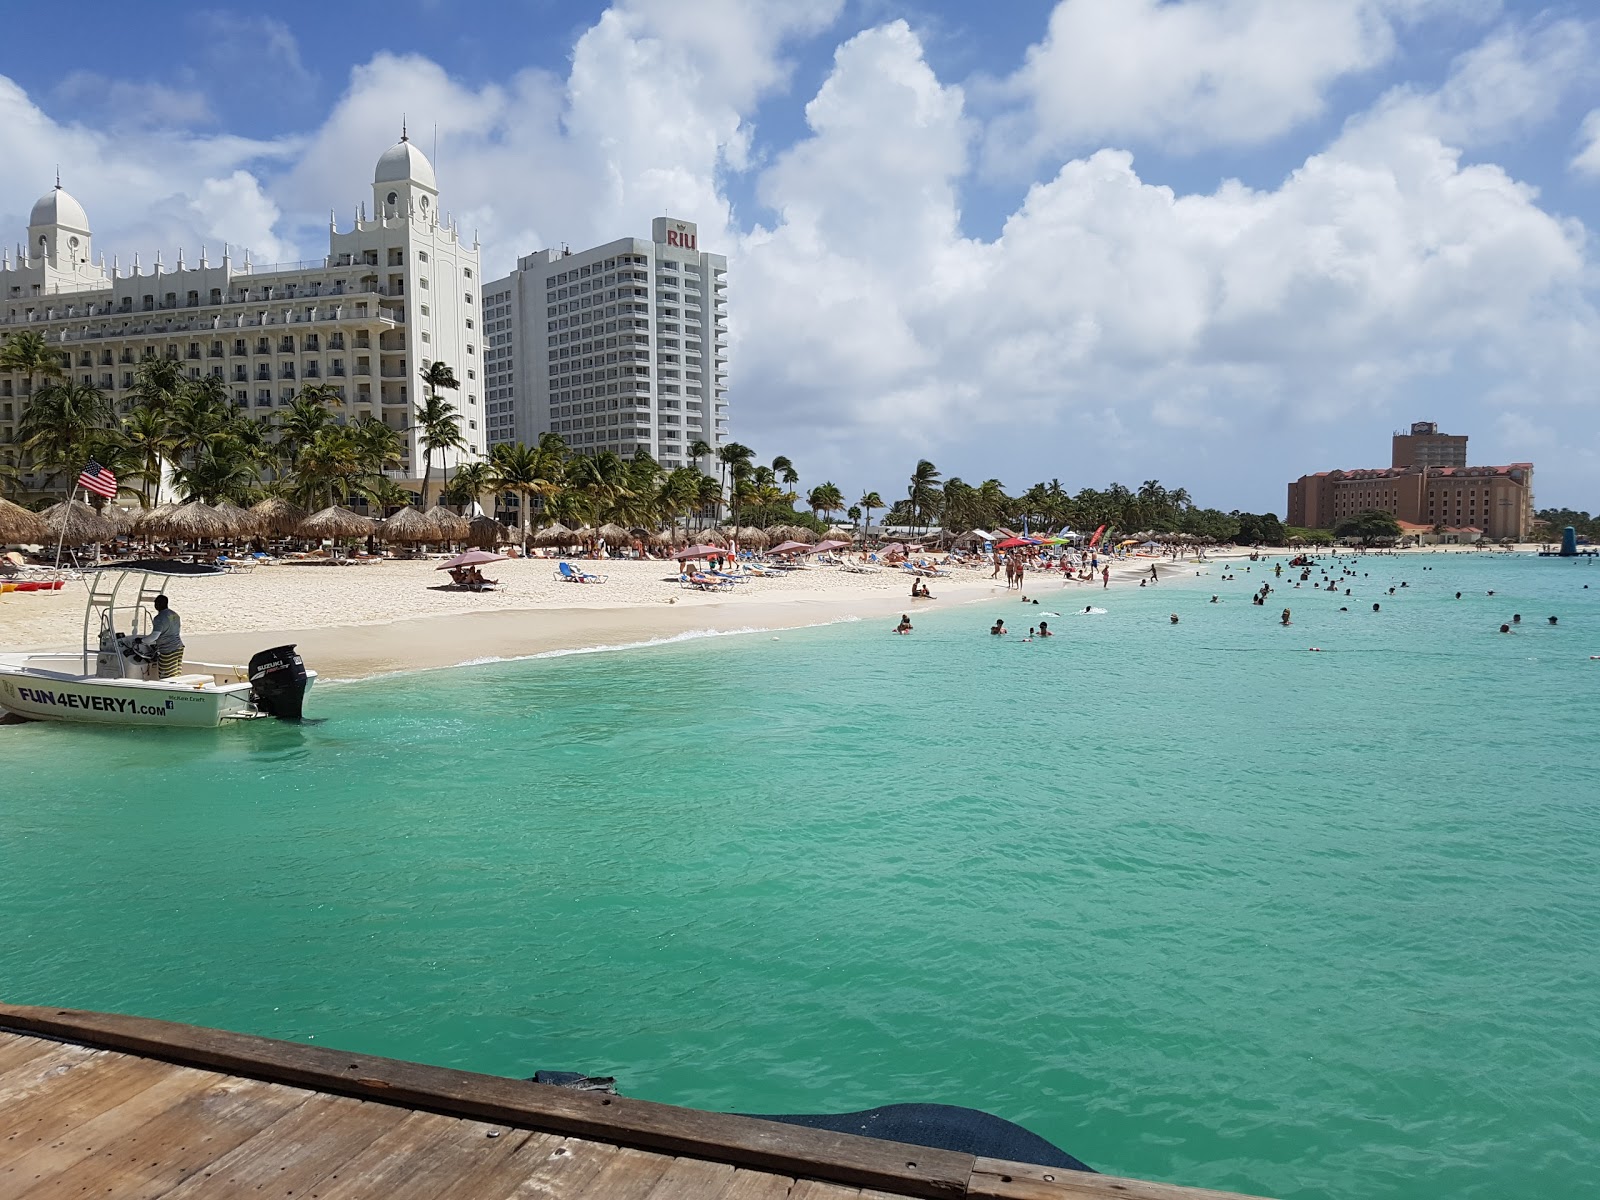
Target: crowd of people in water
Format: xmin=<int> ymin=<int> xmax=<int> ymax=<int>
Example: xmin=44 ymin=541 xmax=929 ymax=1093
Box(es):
xmin=891 ymin=548 xmax=1577 ymax=648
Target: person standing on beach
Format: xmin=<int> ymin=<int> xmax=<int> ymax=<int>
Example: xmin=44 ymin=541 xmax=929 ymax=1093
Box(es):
xmin=1101 ymin=565 xmax=1110 ymax=589
xmin=992 ymin=551 xmax=1003 ymax=581
xmin=1150 ymin=564 xmax=1158 ymax=583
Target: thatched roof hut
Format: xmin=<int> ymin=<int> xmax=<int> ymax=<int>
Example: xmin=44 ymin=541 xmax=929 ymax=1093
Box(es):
xmin=532 ymin=522 xmax=574 ymax=547
xmin=41 ymin=500 xmax=116 ymax=546
xmin=130 ymin=502 xmax=178 ymax=537
xmin=822 ymin=525 xmax=855 ymax=542
xmin=146 ymin=502 xmax=233 ymax=541
xmin=468 ymin=515 xmax=510 ymax=549
xmin=700 ymin=528 xmax=728 ymax=547
xmin=299 ymin=505 xmax=376 ymax=539
xmin=737 ymin=526 xmax=769 ymax=548
xmin=770 ymin=525 xmax=815 ymax=544
xmin=251 ymin=497 xmax=308 ymax=537
xmin=597 ymin=522 xmax=632 ymax=547
xmin=0 ymin=497 xmax=48 ymax=545
xmin=570 ymin=524 xmax=597 ymax=542
xmin=424 ymin=505 xmax=471 ymax=541
xmin=378 ymin=506 xmax=435 ymax=543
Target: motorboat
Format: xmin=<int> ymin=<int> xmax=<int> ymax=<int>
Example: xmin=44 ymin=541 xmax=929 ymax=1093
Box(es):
xmin=0 ymin=560 xmax=314 ymax=728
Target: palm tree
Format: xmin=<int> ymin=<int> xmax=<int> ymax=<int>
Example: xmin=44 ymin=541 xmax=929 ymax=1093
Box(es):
xmin=16 ymin=379 xmax=115 ymax=479
xmin=416 ymin=360 xmax=463 ymax=508
xmin=907 ymin=460 xmax=942 ymax=533
xmin=807 ymin=481 xmax=844 ymax=523
xmin=715 ymin=441 xmax=754 ymax=524
xmin=125 ymin=357 xmax=186 ymax=418
xmin=445 ymin=460 xmax=494 ymax=514
xmin=857 ymin=490 xmax=883 ymax=537
xmin=276 ymin=392 xmax=339 ymax=472
xmin=0 ymin=330 xmax=65 ymax=399
xmin=846 ymin=505 xmax=862 ymax=535
xmin=688 ymin=439 xmax=713 ymax=469
xmin=489 ymin=439 xmax=564 ymax=543
xmin=120 ymin=405 xmax=176 ymax=508
xmin=772 ymin=455 xmax=799 ymax=505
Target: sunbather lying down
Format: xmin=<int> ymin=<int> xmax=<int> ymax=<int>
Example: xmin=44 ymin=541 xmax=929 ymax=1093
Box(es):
xmin=448 ymin=566 xmax=497 ymax=591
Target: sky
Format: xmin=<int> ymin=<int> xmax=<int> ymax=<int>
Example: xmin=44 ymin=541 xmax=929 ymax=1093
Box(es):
xmin=2 ymin=0 xmax=1597 ymax=514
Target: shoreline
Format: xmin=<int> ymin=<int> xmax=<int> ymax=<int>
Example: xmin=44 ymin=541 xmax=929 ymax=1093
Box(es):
xmin=6 ymin=544 xmax=1514 ymax=683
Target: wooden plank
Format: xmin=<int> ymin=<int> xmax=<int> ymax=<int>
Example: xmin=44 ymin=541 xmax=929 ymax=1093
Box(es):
xmin=0 ymin=1043 xmax=105 ymax=1113
xmin=0 ymin=1061 xmax=215 ymax=1194
xmin=0 ymin=1034 xmax=62 ymax=1077
xmin=310 ymin=1111 xmax=542 ymax=1200
xmin=488 ymin=1133 xmax=626 ymax=1199
xmin=967 ymin=1158 xmax=1272 ymax=1200
xmin=0 ymin=1055 xmax=178 ymax=1167
xmin=0 ymin=1005 xmax=971 ymax=1198
xmin=714 ymin=1167 xmax=817 ymax=1198
xmin=788 ymin=1180 xmax=865 ymax=1200
xmin=639 ymin=1155 xmax=738 ymax=1198
xmin=566 ymin=1143 xmax=676 ymax=1199
xmin=152 ymin=1091 xmax=401 ymax=1199
xmin=10 ymin=1075 xmax=309 ymax=1200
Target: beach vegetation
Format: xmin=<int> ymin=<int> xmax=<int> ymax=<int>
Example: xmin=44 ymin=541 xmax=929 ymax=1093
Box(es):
xmin=1334 ymin=509 xmax=1402 ymax=545
xmin=415 ymin=362 xmax=465 ymax=510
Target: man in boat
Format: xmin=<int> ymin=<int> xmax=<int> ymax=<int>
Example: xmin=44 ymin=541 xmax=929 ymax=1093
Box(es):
xmin=149 ymin=595 xmax=184 ymax=679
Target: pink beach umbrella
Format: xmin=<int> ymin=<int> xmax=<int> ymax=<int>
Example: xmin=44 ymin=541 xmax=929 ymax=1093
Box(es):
xmin=769 ymin=540 xmax=813 ymax=554
xmin=437 ymin=550 xmax=509 ymax=571
xmin=811 ymin=539 xmax=850 ymax=553
xmin=674 ymin=544 xmax=726 ymax=559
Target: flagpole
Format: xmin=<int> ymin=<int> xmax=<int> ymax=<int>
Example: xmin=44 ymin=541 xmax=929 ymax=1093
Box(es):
xmin=54 ymin=481 xmax=81 ymax=571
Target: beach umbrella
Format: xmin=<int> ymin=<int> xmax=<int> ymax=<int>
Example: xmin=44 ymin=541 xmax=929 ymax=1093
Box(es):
xmin=144 ymin=501 xmax=233 ymax=541
xmin=571 ymin=524 xmax=597 ymax=544
xmin=467 ymin=515 xmax=509 ymax=549
xmin=378 ymin=506 xmax=435 ymax=542
xmin=250 ymin=497 xmax=308 ymax=537
xmin=674 ymin=544 xmax=726 ymax=559
xmin=812 ymin=539 xmax=851 ymax=553
xmin=213 ymin=500 xmax=260 ymax=538
xmin=0 ymin=497 xmax=47 ymax=544
xmin=425 ymin=505 xmax=471 ymax=541
xmin=878 ymin=542 xmax=906 ymax=556
xmin=41 ymin=499 xmax=117 ymax=546
xmin=996 ymin=537 xmax=1035 ymax=549
xmin=131 ymin=502 xmax=178 ymax=536
xmin=597 ymin=522 xmax=632 ymax=547
xmin=822 ymin=526 xmax=855 ymax=542
xmin=436 ymin=549 xmax=508 ymax=571
xmin=531 ymin=522 xmax=574 ymax=547
xmin=732 ymin=526 xmax=765 ymax=548
xmin=298 ymin=505 xmax=376 ymax=539
xmin=700 ymin=529 xmax=728 ymax=546
xmin=769 ymin=539 xmax=813 ymax=555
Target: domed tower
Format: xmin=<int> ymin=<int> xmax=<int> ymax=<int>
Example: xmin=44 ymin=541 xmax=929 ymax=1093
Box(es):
xmin=28 ymin=181 xmax=92 ymax=267
xmin=373 ymin=130 xmax=438 ymax=222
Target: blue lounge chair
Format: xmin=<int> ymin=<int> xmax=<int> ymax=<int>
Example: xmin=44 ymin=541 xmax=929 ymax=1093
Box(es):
xmin=557 ymin=561 xmax=607 ymax=584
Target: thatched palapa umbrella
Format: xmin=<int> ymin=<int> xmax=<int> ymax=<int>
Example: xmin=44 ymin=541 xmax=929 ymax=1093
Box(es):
xmin=597 ymin=522 xmax=632 ymax=547
xmin=147 ymin=502 xmax=233 ymax=542
xmin=251 ymin=497 xmax=308 ymax=538
xmin=532 ymin=522 xmax=574 ymax=548
xmin=700 ymin=528 xmax=728 ymax=547
xmin=0 ymin=497 xmax=47 ymax=545
xmin=468 ymin=515 xmax=509 ymax=549
xmin=425 ymin=505 xmax=471 ymax=541
xmin=822 ymin=525 xmax=855 ymax=543
xmin=378 ymin=506 xmax=434 ymax=543
xmin=213 ymin=501 xmax=260 ymax=539
xmin=41 ymin=499 xmax=117 ymax=546
xmin=737 ymin=526 xmax=769 ymax=548
xmin=299 ymin=505 xmax=376 ymax=539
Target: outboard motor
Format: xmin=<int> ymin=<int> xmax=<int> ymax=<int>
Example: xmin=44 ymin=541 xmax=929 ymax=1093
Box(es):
xmin=248 ymin=644 xmax=309 ymax=720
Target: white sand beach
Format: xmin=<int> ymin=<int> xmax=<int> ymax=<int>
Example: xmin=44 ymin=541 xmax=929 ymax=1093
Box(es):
xmin=0 ymin=553 xmax=1208 ymax=679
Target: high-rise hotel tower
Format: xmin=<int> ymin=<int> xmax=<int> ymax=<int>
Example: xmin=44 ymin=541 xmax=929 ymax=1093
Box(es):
xmin=481 ymin=217 xmax=728 ymax=469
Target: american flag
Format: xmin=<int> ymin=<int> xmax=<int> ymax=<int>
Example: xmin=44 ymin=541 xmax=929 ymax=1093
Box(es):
xmin=77 ymin=461 xmax=118 ymax=500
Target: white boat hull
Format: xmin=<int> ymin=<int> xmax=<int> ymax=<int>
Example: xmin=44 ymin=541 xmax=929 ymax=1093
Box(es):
xmin=0 ymin=658 xmax=315 ymax=728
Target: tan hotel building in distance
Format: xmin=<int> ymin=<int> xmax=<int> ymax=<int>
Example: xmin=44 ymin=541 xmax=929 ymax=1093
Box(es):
xmin=1287 ymin=422 xmax=1534 ymax=541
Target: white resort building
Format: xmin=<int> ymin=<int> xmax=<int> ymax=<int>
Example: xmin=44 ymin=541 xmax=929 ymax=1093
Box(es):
xmin=0 ymin=136 xmax=484 ymax=496
xmin=481 ymin=217 xmax=728 ymax=470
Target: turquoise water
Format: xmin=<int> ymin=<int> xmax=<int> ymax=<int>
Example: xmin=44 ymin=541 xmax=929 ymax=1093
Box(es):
xmin=2 ymin=553 xmax=1597 ymax=1199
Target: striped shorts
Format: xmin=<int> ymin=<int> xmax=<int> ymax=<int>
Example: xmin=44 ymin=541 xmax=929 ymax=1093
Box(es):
xmin=156 ymin=649 xmax=184 ymax=679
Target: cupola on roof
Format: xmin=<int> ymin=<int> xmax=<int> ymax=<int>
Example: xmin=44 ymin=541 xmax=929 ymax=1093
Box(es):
xmin=30 ymin=185 xmax=90 ymax=232
xmin=374 ymin=135 xmax=437 ymax=191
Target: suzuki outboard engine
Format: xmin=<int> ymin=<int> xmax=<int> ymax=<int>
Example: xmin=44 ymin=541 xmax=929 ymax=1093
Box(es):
xmin=248 ymin=644 xmax=309 ymax=720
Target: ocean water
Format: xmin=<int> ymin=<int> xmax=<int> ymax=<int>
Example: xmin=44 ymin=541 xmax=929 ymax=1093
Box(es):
xmin=1 ymin=552 xmax=1597 ymax=1200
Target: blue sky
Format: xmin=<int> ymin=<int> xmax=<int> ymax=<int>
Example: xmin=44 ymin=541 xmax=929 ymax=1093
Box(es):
xmin=3 ymin=0 xmax=1598 ymax=512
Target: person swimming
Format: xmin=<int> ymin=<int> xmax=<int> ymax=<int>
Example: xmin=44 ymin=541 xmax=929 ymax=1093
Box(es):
xmin=1281 ymin=608 xmax=1292 ymax=626
xmin=1038 ymin=621 xmax=1052 ymax=637
xmin=895 ymin=614 xmax=913 ymax=634
xmin=990 ymin=619 xmax=1007 ymax=635
xmin=1169 ymin=613 xmax=1179 ymax=624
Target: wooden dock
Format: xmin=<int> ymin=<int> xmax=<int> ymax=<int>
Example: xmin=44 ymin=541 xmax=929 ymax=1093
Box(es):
xmin=0 ymin=1004 xmax=1270 ymax=1199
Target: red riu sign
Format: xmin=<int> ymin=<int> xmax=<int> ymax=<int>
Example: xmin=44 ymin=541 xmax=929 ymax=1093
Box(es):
xmin=666 ymin=229 xmax=697 ymax=249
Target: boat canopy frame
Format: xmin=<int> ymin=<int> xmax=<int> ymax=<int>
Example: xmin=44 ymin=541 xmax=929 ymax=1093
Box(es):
xmin=78 ymin=561 xmax=227 ymax=676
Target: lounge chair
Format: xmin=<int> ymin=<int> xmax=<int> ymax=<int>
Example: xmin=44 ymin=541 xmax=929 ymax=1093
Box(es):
xmin=557 ymin=561 xmax=607 ymax=584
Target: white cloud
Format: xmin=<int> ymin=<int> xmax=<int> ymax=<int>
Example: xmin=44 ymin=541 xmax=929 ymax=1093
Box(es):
xmin=1573 ymin=109 xmax=1600 ymax=177
xmin=987 ymin=0 xmax=1405 ymax=163
xmin=54 ymin=73 xmax=214 ymax=129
